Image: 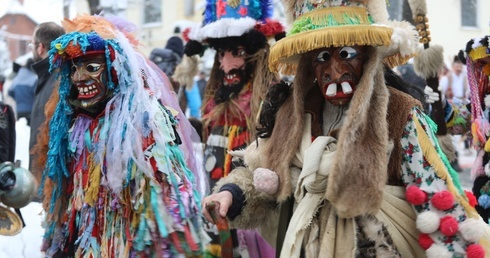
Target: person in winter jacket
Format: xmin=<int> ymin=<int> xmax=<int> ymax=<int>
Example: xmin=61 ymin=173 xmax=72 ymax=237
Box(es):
xmin=8 ymin=58 xmax=37 ymax=125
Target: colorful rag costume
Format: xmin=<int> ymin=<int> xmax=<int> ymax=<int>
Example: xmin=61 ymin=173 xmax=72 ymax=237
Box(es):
xmin=181 ymin=0 xmax=284 ymax=257
xmin=38 ymin=15 xmax=208 ymax=257
xmin=209 ymin=0 xmax=490 ymax=257
xmin=461 ymin=35 xmax=490 ymax=223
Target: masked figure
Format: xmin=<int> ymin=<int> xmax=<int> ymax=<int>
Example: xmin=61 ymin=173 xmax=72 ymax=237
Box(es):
xmin=181 ymin=0 xmax=285 ymax=256
xmin=37 ymin=15 xmax=208 ymax=257
xmin=202 ymin=1 xmax=490 ymax=257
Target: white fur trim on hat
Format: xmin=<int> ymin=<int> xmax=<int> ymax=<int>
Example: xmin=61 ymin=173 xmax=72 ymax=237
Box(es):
xmin=188 ymin=17 xmax=257 ymax=42
xmin=378 ymin=20 xmax=418 ymax=59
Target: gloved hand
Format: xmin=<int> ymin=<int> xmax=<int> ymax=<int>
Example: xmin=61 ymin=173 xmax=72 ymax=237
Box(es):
xmin=424 ymin=86 xmax=440 ymax=104
xmin=484 ymin=95 xmax=490 ymax=108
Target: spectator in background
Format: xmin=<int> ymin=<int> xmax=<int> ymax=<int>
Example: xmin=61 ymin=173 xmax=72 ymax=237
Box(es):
xmin=8 ymin=58 xmax=37 ymax=125
xmin=29 ymin=22 xmax=64 ymax=186
xmin=196 ymin=71 xmax=207 ymax=101
xmin=149 ymin=36 xmax=187 ymax=109
xmin=449 ymin=55 xmax=469 ymax=101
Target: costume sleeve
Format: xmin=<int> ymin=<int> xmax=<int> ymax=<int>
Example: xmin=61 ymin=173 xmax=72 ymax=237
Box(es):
xmin=400 ymin=107 xmax=488 ymax=257
xmin=214 ymin=166 xmax=279 ymax=230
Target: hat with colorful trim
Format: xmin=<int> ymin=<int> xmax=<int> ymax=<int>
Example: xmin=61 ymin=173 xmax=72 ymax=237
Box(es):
xmin=464 ymin=35 xmax=490 ymax=75
xmin=269 ymin=0 xmax=418 ymax=74
xmin=184 ymin=0 xmax=285 ymax=56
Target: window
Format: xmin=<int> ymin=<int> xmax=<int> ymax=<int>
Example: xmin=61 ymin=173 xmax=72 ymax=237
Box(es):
xmin=143 ymin=0 xmax=162 ymax=24
xmin=461 ymin=0 xmax=478 ymax=27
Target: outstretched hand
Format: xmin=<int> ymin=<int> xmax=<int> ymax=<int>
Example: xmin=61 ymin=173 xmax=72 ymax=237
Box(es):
xmin=202 ymin=191 xmax=233 ymax=223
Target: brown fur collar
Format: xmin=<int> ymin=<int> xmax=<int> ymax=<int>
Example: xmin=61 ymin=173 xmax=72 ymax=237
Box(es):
xmin=258 ymin=48 xmax=390 ymax=219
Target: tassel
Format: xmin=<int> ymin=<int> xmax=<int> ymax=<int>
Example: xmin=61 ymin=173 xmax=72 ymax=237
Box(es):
xmin=84 ymin=153 xmax=102 ymax=205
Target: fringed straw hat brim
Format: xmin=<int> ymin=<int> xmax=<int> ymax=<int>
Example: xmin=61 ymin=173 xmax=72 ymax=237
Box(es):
xmin=269 ymin=25 xmax=393 ymax=74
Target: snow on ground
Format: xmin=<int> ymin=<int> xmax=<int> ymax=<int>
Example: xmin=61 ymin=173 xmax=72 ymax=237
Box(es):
xmin=0 ymin=119 xmax=478 ymax=257
xmin=0 ymin=118 xmax=44 ymax=257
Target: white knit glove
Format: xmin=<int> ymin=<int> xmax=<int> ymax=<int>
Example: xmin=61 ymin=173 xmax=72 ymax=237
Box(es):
xmin=484 ymin=95 xmax=490 ymax=108
xmin=424 ymin=86 xmax=440 ymax=104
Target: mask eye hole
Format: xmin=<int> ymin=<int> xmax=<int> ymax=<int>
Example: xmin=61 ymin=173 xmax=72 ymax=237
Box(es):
xmin=71 ymin=65 xmax=77 ymax=74
xmin=316 ymin=50 xmax=331 ymax=62
xmin=86 ymin=63 xmax=102 ymax=73
xmin=338 ymin=47 xmax=359 ymax=59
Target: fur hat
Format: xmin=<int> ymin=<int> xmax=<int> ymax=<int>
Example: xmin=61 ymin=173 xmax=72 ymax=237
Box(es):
xmin=184 ymin=0 xmax=285 ymax=56
xmin=269 ymin=0 xmax=418 ymax=74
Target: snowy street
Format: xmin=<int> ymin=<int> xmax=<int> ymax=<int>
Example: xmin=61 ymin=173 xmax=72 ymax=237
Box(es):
xmin=0 ymin=119 xmax=478 ymax=257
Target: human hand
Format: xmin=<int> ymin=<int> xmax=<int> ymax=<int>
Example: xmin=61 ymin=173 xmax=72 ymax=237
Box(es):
xmin=202 ymin=191 xmax=233 ymax=223
xmin=424 ymin=86 xmax=440 ymax=104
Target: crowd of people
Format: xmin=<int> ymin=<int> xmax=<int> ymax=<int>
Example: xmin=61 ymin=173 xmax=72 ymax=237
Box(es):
xmin=0 ymin=0 xmax=490 ymax=257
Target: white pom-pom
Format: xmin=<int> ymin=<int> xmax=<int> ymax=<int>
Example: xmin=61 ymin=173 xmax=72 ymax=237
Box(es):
xmin=253 ymin=168 xmax=279 ymax=195
xmin=426 ymin=244 xmax=452 ymax=258
xmin=416 ymin=211 xmax=440 ymax=234
xmin=459 ymin=218 xmax=486 ymax=242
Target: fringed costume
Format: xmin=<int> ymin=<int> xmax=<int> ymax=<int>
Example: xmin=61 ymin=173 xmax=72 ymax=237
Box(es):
xmin=39 ymin=15 xmax=208 ymax=257
xmin=183 ymin=0 xmax=284 ymax=257
xmin=461 ymin=35 xmax=490 ymax=223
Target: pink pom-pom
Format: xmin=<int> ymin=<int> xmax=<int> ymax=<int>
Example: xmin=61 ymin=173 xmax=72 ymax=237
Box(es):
xmin=465 ymin=190 xmax=478 ymax=207
xmin=431 ymin=191 xmax=455 ymax=210
xmin=418 ymin=233 xmax=434 ymax=250
xmin=253 ymin=168 xmax=279 ymax=195
xmin=406 ymin=185 xmax=428 ymax=205
xmin=467 ymin=244 xmax=485 ymax=258
xmin=439 ymin=216 xmax=459 ymax=237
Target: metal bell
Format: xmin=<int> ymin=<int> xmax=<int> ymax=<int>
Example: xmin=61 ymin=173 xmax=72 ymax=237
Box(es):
xmin=0 ymin=162 xmax=38 ymax=209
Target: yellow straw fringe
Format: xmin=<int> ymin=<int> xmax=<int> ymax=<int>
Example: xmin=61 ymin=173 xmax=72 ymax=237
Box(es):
xmin=383 ymin=53 xmax=414 ymax=69
xmin=224 ymin=125 xmax=239 ymax=177
xmin=469 ymin=46 xmax=490 ymax=61
xmin=84 ymin=153 xmax=102 ymax=206
xmin=413 ymin=116 xmax=479 ymax=218
xmin=269 ymin=25 xmax=393 ymax=74
xmin=298 ymin=6 xmax=372 ymax=26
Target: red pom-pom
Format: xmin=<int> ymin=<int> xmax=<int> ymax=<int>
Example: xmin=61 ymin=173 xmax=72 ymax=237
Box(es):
xmin=431 ymin=190 xmax=455 ymax=210
xmin=418 ymin=233 xmax=434 ymax=250
xmin=439 ymin=216 xmax=459 ymax=237
xmin=182 ymin=27 xmax=191 ymax=42
xmin=254 ymin=19 xmax=285 ymax=37
xmin=465 ymin=190 xmax=478 ymax=207
xmin=406 ymin=185 xmax=427 ymax=205
xmin=467 ymin=244 xmax=485 ymax=258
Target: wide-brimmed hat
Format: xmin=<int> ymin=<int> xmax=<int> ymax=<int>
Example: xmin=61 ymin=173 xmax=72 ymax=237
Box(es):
xmin=269 ymin=0 xmax=418 ymax=74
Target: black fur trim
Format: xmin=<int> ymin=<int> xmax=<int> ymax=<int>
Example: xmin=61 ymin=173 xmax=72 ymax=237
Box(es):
xmin=458 ymin=50 xmax=467 ymax=65
xmin=184 ymin=40 xmax=204 ymax=56
xmin=274 ymin=31 xmax=286 ymax=42
xmin=207 ymin=29 xmax=266 ymax=55
xmin=256 ymin=81 xmax=291 ymax=138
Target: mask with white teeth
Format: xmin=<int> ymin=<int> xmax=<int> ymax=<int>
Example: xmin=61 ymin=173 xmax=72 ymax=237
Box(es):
xmin=68 ymin=54 xmax=112 ymax=114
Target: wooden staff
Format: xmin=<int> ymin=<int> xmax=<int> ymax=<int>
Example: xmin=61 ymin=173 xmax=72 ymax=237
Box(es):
xmin=206 ymin=201 xmax=233 ymax=258
xmin=408 ymin=0 xmax=447 ymax=135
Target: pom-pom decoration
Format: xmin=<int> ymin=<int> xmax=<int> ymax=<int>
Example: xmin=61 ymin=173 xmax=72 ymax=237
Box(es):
xmin=465 ymin=190 xmax=478 ymax=207
xmin=416 ymin=211 xmax=440 ymax=234
xmin=459 ymin=218 xmax=486 ymax=242
xmin=431 ymin=190 xmax=455 ymax=211
xmin=254 ymin=19 xmax=285 ymax=38
xmin=253 ymin=168 xmax=279 ymax=195
xmin=478 ymin=194 xmax=490 ymax=209
xmin=439 ymin=216 xmax=459 ymax=237
xmin=466 ymin=244 xmax=485 ymax=258
xmin=406 ymin=185 xmax=427 ymax=205
xmin=426 ymin=244 xmax=453 ymax=258
xmin=418 ymin=233 xmax=434 ymax=250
